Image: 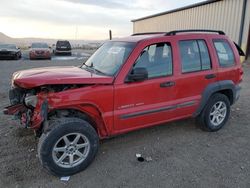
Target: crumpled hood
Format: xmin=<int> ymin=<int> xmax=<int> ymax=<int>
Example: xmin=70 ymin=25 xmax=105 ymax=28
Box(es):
xmin=13 ymin=66 xmax=114 ymax=89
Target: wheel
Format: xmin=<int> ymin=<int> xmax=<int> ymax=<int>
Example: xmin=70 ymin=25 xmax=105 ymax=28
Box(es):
xmin=38 ymin=117 xmax=99 ymax=176
xmin=196 ymin=93 xmax=230 ymax=132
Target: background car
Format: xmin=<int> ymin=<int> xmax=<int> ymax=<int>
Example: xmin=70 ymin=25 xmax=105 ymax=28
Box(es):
xmin=55 ymin=40 xmax=72 ymax=55
xmin=0 ymin=44 xmax=22 ymax=60
xmin=29 ymin=42 xmax=51 ymax=60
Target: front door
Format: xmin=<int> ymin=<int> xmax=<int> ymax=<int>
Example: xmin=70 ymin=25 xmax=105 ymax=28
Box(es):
xmin=113 ymin=42 xmax=178 ymax=133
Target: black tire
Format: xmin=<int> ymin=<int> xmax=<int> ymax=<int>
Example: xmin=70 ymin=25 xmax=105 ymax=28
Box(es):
xmin=38 ymin=117 xmax=99 ymax=176
xmin=196 ymin=93 xmax=230 ymax=132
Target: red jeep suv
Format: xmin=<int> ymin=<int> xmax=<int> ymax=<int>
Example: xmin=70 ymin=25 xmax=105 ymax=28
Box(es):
xmin=4 ymin=30 xmax=244 ymax=176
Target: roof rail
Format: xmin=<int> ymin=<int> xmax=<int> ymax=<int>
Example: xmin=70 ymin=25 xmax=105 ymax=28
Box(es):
xmin=131 ymin=32 xmax=165 ymax=36
xmin=165 ymin=29 xmax=225 ymax=35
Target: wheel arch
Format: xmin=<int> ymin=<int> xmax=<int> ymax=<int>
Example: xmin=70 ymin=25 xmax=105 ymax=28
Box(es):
xmin=193 ymin=80 xmax=236 ymax=117
xmin=47 ymin=105 xmax=109 ymax=138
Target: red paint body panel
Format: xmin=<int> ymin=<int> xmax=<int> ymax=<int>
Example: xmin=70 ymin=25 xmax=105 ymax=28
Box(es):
xmin=5 ymin=32 xmax=243 ymax=139
xmin=13 ymin=66 xmax=114 ymax=89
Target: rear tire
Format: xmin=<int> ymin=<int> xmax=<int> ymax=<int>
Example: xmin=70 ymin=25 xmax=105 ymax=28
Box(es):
xmin=196 ymin=93 xmax=230 ymax=132
xmin=38 ymin=117 xmax=99 ymax=176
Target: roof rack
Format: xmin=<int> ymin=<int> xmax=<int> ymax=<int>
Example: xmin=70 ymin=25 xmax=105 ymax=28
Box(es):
xmin=165 ymin=29 xmax=225 ymax=35
xmin=131 ymin=32 xmax=165 ymax=36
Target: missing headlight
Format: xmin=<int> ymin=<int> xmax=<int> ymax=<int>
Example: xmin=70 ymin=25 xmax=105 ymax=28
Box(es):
xmin=24 ymin=95 xmax=38 ymax=108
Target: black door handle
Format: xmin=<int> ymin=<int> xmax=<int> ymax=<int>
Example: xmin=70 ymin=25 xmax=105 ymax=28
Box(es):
xmin=205 ymin=74 xmax=216 ymax=79
xmin=160 ymin=81 xmax=175 ymax=88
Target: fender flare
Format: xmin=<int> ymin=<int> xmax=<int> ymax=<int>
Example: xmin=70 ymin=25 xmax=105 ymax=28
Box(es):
xmin=47 ymin=104 xmax=110 ymax=139
xmin=193 ymin=80 xmax=238 ymax=117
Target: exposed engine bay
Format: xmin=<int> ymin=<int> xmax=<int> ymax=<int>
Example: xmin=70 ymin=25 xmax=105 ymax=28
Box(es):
xmin=5 ymin=84 xmax=86 ymax=130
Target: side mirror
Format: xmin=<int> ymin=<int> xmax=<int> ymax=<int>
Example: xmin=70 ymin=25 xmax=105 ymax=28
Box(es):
xmin=126 ymin=67 xmax=148 ymax=82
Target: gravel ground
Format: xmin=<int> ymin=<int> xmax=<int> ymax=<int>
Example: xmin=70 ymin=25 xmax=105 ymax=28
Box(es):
xmin=0 ymin=55 xmax=249 ymax=188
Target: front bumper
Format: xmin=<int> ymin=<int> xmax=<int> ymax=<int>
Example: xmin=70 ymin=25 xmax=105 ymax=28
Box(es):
xmin=3 ymin=99 xmax=48 ymax=129
xmin=3 ymin=104 xmax=26 ymax=115
xmin=30 ymin=53 xmax=51 ymax=59
xmin=0 ymin=53 xmax=16 ymax=59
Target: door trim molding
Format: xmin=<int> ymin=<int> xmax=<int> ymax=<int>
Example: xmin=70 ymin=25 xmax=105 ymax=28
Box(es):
xmin=120 ymin=100 xmax=196 ymax=120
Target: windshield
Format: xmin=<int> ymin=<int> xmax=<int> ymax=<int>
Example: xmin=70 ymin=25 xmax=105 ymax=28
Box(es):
xmin=0 ymin=44 xmax=16 ymax=49
xmin=31 ymin=43 xmax=49 ymax=48
xmin=82 ymin=41 xmax=135 ymax=76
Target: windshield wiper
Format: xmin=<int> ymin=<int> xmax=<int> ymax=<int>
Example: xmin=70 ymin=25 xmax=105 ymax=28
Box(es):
xmin=82 ymin=62 xmax=107 ymax=75
xmin=92 ymin=68 xmax=107 ymax=75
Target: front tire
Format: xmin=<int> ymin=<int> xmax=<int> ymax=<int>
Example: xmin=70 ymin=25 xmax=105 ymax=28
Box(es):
xmin=38 ymin=118 xmax=99 ymax=176
xmin=196 ymin=93 xmax=230 ymax=132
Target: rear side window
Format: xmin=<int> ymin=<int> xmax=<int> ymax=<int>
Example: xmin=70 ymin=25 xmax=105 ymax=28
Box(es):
xmin=179 ymin=40 xmax=211 ymax=73
xmin=213 ymin=40 xmax=235 ymax=67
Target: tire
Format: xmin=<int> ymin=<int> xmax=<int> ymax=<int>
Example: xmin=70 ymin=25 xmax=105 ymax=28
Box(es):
xmin=38 ymin=117 xmax=99 ymax=176
xmin=196 ymin=93 xmax=230 ymax=132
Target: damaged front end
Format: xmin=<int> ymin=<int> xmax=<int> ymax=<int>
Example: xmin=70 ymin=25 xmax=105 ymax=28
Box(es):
xmin=4 ymin=87 xmax=48 ymax=130
xmin=3 ymin=84 xmax=81 ymax=133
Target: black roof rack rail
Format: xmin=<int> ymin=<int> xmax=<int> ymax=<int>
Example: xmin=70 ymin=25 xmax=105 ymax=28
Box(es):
xmin=165 ymin=29 xmax=225 ymax=36
xmin=131 ymin=32 xmax=165 ymax=36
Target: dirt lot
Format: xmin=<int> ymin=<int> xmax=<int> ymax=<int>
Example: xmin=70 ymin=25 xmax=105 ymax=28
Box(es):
xmin=0 ymin=55 xmax=249 ymax=188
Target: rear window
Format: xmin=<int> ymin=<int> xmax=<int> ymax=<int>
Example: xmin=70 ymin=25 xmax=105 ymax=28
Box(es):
xmin=213 ymin=40 xmax=235 ymax=67
xmin=56 ymin=41 xmax=71 ymax=48
xmin=179 ymin=40 xmax=211 ymax=73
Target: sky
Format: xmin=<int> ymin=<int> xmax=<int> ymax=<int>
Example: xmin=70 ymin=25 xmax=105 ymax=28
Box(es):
xmin=0 ymin=0 xmax=205 ymax=40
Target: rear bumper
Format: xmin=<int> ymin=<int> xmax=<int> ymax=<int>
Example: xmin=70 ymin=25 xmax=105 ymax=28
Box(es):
xmin=55 ymin=50 xmax=71 ymax=54
xmin=234 ymin=85 xmax=241 ymax=102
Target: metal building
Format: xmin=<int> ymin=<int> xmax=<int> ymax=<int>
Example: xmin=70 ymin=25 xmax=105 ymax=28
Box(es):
xmin=131 ymin=0 xmax=250 ymax=60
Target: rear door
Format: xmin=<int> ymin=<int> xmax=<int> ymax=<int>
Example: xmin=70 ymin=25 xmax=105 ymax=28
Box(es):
xmin=173 ymin=37 xmax=217 ymax=116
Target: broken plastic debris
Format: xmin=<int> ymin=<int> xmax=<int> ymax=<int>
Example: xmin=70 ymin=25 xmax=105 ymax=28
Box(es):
xmin=145 ymin=157 xmax=152 ymax=162
xmin=135 ymin=153 xmax=141 ymax=158
xmin=29 ymin=148 xmax=35 ymax=152
xmin=60 ymin=176 xmax=70 ymax=181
